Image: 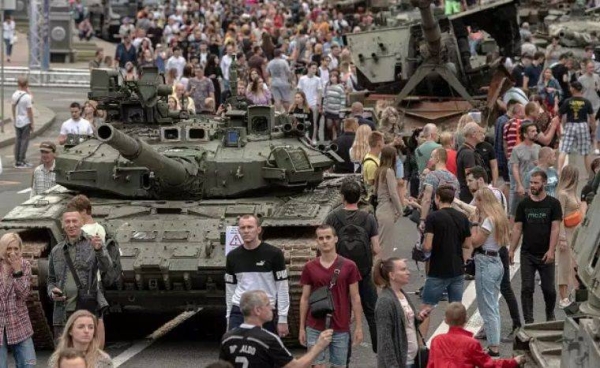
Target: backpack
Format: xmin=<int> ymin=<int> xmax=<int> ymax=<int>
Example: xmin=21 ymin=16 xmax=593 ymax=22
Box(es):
xmin=333 ymin=210 xmax=372 ymax=277
xmin=101 ymin=237 xmax=123 ymax=289
xmin=458 ymin=144 xmax=487 ymax=177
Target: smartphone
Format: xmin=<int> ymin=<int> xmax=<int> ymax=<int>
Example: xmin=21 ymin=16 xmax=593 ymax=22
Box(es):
xmin=53 ymin=290 xmax=63 ymax=297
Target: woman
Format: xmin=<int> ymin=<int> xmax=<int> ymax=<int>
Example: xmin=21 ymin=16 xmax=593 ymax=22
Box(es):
xmin=168 ymin=96 xmax=180 ymax=111
xmin=246 ymin=69 xmax=271 ymax=105
xmin=375 ymin=146 xmax=404 ymax=259
xmin=350 ymin=124 xmax=373 ymax=173
xmin=289 ymin=91 xmax=313 ymax=138
xmin=179 ymin=64 xmax=194 ymax=90
xmin=322 ymin=73 xmax=346 ymax=141
xmin=537 ymin=67 xmax=563 ymax=114
xmin=82 ymin=101 xmax=103 ymax=129
xmin=311 ymin=43 xmax=324 ymax=66
xmin=374 ymin=257 xmax=422 ymax=368
xmin=470 ymin=187 xmax=509 ymax=357
xmin=137 ymin=38 xmax=153 ymax=64
xmin=204 ymin=54 xmax=223 ymax=105
xmin=3 ymin=15 xmax=15 ymax=62
xmin=556 ymin=165 xmax=581 ymax=309
xmin=0 ymin=233 xmax=36 ymax=368
xmin=138 ymin=49 xmax=155 ymax=69
xmin=123 ymin=62 xmax=137 ymax=81
xmin=78 ymin=17 xmax=94 ymax=41
xmin=49 ymin=310 xmax=113 ymax=368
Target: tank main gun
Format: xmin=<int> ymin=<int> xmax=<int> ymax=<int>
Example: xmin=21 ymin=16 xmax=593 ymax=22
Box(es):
xmin=411 ymin=0 xmax=442 ymax=61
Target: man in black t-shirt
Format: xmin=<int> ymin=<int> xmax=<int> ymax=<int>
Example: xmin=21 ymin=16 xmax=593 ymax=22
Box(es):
xmin=419 ymin=185 xmax=472 ymax=335
xmin=220 ymin=290 xmax=332 ymax=368
xmin=581 ymin=158 xmax=600 ymax=207
xmin=509 ymin=170 xmax=562 ymax=323
xmin=475 ymin=139 xmax=498 ymax=188
xmin=551 ymin=54 xmax=572 ymax=101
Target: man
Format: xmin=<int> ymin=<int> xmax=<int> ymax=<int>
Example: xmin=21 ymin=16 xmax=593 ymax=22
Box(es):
xmin=511 ymin=55 xmax=532 ymax=90
xmin=581 ymin=157 xmax=600 ymax=211
xmin=58 ymin=102 xmax=94 ymax=146
xmin=89 ymin=48 xmax=104 ymax=70
xmin=524 ymin=147 xmax=559 ymax=198
xmin=331 ymin=119 xmax=358 ymax=173
xmin=225 ymin=215 xmax=290 ymax=337
xmin=509 ymin=122 xmax=541 ymax=218
xmin=350 ymin=102 xmax=376 ymax=131
xmin=114 ymin=32 xmax=137 ymax=71
xmin=220 ymin=290 xmax=332 ymax=368
xmin=520 ymin=35 xmax=537 ymax=60
xmin=220 ymin=44 xmax=235 ymax=93
xmin=324 ymin=180 xmax=380 ymax=352
xmin=173 ymin=82 xmax=196 ymax=114
xmin=551 ymin=53 xmax=572 ymax=100
xmin=317 ymin=56 xmax=331 ymax=88
xmin=524 ymin=52 xmax=545 ymax=91
xmin=299 ymin=225 xmax=363 ymax=368
xmin=510 ymin=171 xmax=562 ymax=323
xmin=198 ymin=41 xmax=210 ymax=67
xmin=11 ymin=77 xmax=34 ymax=168
xmin=166 ymin=47 xmax=187 ymax=79
xmin=494 ymin=100 xmax=520 ymax=196
xmin=68 ymin=194 xmax=106 ymax=242
xmin=475 ymin=128 xmax=499 ymax=188
xmin=428 ymin=302 xmax=524 ymax=367
xmin=545 ymin=36 xmax=562 ymax=67
xmin=267 ymin=49 xmax=293 ymax=112
xmin=362 ymin=131 xmax=384 ymax=189
xmin=416 ymin=123 xmax=441 ymax=174
xmin=419 ymin=185 xmax=472 ymax=335
xmin=297 ymin=62 xmax=323 ymax=143
xmin=465 ymin=167 xmax=522 ymax=340
xmin=188 ymin=66 xmax=215 ymax=112
xmin=456 ymin=122 xmax=486 ymax=203
xmin=418 ymin=147 xmax=460 ymax=230
xmin=47 ymin=210 xmax=112 ymax=338
xmin=30 ymin=141 xmax=57 ymax=198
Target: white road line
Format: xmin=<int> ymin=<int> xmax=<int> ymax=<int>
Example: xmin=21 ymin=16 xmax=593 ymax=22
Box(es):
xmin=17 ymin=188 xmax=32 ymax=194
xmin=113 ymin=309 xmax=202 ymax=368
xmin=427 ymin=251 xmax=521 ymax=345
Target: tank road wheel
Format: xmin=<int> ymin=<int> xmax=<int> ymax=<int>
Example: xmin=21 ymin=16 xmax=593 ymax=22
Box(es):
xmin=22 ymin=240 xmax=55 ymax=349
xmin=269 ymin=236 xmax=317 ymax=346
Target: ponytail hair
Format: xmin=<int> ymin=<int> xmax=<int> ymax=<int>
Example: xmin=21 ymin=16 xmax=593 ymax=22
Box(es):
xmin=373 ymin=257 xmax=401 ymax=288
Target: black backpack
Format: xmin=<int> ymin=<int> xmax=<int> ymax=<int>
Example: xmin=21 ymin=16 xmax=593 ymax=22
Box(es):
xmin=101 ymin=237 xmax=123 ymax=289
xmin=333 ymin=210 xmax=372 ymax=277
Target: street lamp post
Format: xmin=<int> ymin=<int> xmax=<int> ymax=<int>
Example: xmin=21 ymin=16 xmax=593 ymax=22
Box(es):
xmin=0 ymin=0 xmax=17 ymax=134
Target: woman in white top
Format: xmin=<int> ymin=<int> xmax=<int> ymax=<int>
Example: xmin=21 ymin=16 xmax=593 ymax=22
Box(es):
xmin=3 ymin=15 xmax=16 ymax=62
xmin=470 ymin=187 xmax=510 ymax=356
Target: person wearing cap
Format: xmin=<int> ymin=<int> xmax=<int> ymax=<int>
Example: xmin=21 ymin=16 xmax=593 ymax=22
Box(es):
xmin=31 ymin=142 xmax=56 ymax=198
xmin=508 ymin=121 xmax=541 ymax=218
xmin=557 ymin=81 xmax=596 ymax=175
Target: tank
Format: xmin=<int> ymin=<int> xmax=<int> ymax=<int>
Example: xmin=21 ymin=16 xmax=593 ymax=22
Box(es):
xmin=344 ymin=0 xmax=520 ymax=128
xmin=514 ymin=171 xmax=600 ymax=367
xmin=0 ymin=66 xmax=347 ymax=348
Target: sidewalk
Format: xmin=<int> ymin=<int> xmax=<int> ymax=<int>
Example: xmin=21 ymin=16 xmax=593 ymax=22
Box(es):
xmin=0 ymin=101 xmax=57 ymax=149
xmin=5 ymin=30 xmax=117 ymax=70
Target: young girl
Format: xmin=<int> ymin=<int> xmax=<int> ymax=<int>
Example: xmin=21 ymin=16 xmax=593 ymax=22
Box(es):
xmin=289 ymin=91 xmax=314 ymax=141
xmin=322 ymin=72 xmax=346 ymax=141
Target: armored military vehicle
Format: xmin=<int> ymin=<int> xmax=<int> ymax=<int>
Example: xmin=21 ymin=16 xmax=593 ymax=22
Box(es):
xmin=0 ymin=66 xmax=346 ymax=348
xmin=514 ymin=171 xmax=600 ymax=367
xmin=345 ymin=0 xmax=520 ymax=127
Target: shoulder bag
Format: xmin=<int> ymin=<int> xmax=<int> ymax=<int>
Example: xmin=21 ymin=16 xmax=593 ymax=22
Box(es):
xmin=63 ymin=248 xmax=98 ymax=313
xmin=415 ymin=326 xmax=429 ymax=368
xmin=308 ymin=257 xmax=344 ymax=319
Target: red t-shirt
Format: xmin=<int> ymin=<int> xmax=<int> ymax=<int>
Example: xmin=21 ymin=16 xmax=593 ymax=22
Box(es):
xmin=300 ymin=256 xmax=361 ymax=332
xmin=445 ymin=148 xmax=458 ymax=176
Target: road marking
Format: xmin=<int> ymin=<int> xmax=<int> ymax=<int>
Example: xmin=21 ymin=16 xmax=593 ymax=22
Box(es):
xmin=17 ymin=188 xmax=32 ymax=194
xmin=112 ymin=309 xmax=202 ymax=368
xmin=0 ymin=180 xmax=21 ymax=185
xmin=427 ymin=251 xmax=521 ymax=345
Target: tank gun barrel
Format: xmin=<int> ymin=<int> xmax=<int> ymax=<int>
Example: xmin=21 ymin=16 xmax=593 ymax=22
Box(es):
xmin=411 ymin=0 xmax=442 ymax=59
xmin=97 ymin=124 xmax=190 ymax=187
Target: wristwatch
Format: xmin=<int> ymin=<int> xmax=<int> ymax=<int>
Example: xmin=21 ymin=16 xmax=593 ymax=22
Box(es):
xmin=12 ymin=271 xmax=24 ymax=278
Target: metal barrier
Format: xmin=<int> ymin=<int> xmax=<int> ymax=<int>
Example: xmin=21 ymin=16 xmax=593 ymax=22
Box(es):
xmin=1 ymin=67 xmax=90 ymax=88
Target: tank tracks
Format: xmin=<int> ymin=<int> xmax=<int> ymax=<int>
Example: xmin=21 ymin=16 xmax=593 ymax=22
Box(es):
xmin=22 ymin=241 xmax=54 ymax=349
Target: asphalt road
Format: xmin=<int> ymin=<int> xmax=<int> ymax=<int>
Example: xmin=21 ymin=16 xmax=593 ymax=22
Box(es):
xmin=0 ymin=86 xmax=577 ymax=367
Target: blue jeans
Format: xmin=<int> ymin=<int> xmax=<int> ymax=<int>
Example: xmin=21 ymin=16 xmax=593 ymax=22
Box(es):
xmin=3 ymin=38 xmax=12 ymax=57
xmin=0 ymin=331 xmax=36 ymax=368
xmin=421 ymin=275 xmax=464 ymax=306
xmin=474 ymin=253 xmax=503 ymax=346
xmin=306 ymin=327 xmax=350 ymax=367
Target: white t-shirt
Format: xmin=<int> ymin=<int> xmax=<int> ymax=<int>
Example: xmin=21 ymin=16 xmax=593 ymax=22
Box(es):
xmin=60 ymin=118 xmax=94 ymax=136
xmin=220 ymin=54 xmax=233 ymax=81
xmin=82 ymin=222 xmax=106 ymax=243
xmin=3 ymin=20 xmax=15 ymax=41
xmin=297 ymin=75 xmax=323 ymax=107
xmin=480 ymin=217 xmax=504 ymax=252
xmin=11 ymin=91 xmax=33 ymax=128
xmin=166 ymin=56 xmax=187 ymax=79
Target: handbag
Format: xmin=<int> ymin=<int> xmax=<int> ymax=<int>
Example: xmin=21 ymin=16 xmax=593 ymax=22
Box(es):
xmin=464 ymin=258 xmax=476 ymax=277
xmin=415 ymin=324 xmax=429 ymax=368
xmin=564 ymin=209 xmax=582 ymax=228
xmin=64 ymin=248 xmax=98 ymax=314
xmin=308 ymin=257 xmax=344 ymax=319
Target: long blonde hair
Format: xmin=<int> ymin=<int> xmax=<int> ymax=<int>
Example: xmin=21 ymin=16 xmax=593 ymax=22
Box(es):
xmin=475 ymin=187 xmax=510 ymax=246
xmin=49 ymin=310 xmax=105 ymax=368
xmin=350 ymin=124 xmax=372 ymax=162
xmin=557 ymin=164 xmax=579 ymax=195
xmin=0 ymin=232 xmax=22 ymax=261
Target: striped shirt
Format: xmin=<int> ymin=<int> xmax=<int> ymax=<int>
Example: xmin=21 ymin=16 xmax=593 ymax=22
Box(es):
xmin=502 ymin=118 xmax=523 ymax=160
xmin=225 ymin=242 xmax=290 ymax=323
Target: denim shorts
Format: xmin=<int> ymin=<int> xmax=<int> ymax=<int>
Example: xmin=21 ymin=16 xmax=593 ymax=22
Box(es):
xmin=306 ymin=326 xmax=350 ymax=367
xmin=421 ymin=275 xmax=464 ymax=306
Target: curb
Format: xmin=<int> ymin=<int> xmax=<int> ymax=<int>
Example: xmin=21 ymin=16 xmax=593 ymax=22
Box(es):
xmin=0 ymin=107 xmax=57 ymax=149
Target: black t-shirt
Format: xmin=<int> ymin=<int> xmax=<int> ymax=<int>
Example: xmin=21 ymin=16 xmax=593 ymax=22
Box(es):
xmin=511 ymin=64 xmax=525 ymax=88
xmin=581 ymin=178 xmax=595 ymax=202
xmin=515 ymin=195 xmax=563 ymax=256
xmin=220 ymin=325 xmax=293 ymax=368
xmin=551 ymin=63 xmax=570 ymax=99
xmin=325 ymin=209 xmax=378 ymax=242
xmin=291 ymin=107 xmax=313 ymax=127
xmin=424 ymin=207 xmax=470 ymax=278
xmin=475 ymin=141 xmax=496 ymax=183
xmin=332 ymin=132 xmax=356 ymax=173
xmin=559 ymin=96 xmax=594 ymax=123
xmin=524 ymin=64 xmax=542 ymax=88
xmin=456 ymin=143 xmax=484 ymax=203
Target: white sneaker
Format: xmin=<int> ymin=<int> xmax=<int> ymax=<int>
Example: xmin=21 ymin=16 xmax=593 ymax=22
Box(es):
xmin=559 ymin=298 xmax=572 ymax=309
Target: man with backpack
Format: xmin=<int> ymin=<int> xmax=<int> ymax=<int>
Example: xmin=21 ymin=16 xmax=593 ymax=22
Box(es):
xmin=324 ymin=180 xmax=380 ymax=353
xmin=362 ymin=131 xmax=384 ymax=195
